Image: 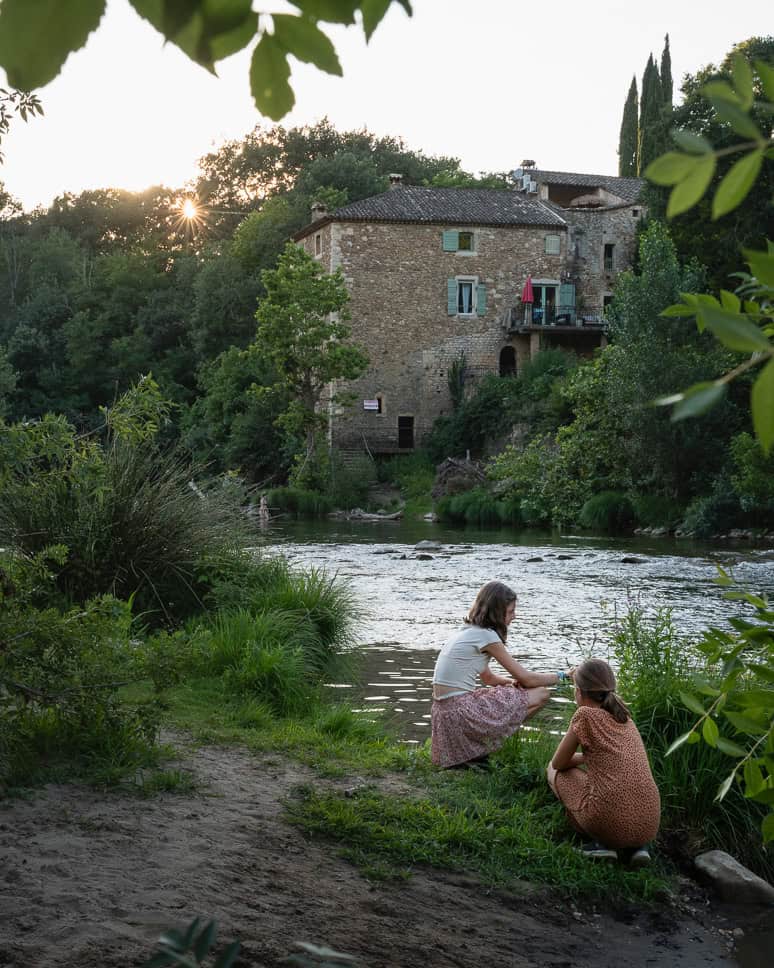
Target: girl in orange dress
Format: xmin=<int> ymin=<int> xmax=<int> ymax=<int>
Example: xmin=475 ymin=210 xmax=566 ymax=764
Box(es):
xmin=546 ymin=658 xmax=660 ymax=866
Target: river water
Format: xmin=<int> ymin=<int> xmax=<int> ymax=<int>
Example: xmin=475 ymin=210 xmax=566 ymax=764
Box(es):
xmin=260 ymin=519 xmax=774 ymax=741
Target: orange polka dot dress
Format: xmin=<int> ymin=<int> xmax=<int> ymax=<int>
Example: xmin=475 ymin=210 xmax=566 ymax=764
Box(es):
xmin=554 ymin=705 xmax=660 ymax=848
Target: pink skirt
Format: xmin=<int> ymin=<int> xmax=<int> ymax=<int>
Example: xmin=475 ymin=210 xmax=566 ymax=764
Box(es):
xmin=431 ymin=686 xmax=530 ymax=768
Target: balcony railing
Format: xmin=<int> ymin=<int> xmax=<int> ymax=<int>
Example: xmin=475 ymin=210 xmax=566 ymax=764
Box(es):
xmin=501 ymin=306 xmax=607 ymax=331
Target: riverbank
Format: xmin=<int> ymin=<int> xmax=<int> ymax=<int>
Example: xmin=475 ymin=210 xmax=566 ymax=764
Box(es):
xmin=2 ymin=732 xmax=767 ymax=968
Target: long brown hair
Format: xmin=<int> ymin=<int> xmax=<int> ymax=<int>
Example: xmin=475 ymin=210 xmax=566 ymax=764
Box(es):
xmin=574 ymin=658 xmax=630 ymax=724
xmin=465 ymin=581 xmax=517 ymax=643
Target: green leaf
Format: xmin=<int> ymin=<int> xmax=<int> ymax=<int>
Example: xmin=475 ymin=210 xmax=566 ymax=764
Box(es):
xmin=744 ymin=249 xmax=774 ymax=287
xmin=680 ymin=691 xmax=707 ymax=716
xmin=672 ymin=129 xmax=713 ymax=155
xmin=0 ymin=0 xmax=106 ymax=89
xmin=731 ymin=53 xmax=754 ymax=109
xmin=131 ymin=1 xmax=256 ymax=68
xmin=716 ymin=736 xmax=747 ymax=757
xmin=194 ymin=920 xmax=217 ymax=961
xmin=213 ymin=941 xmax=242 ymax=968
xmin=360 ymin=0 xmax=392 ymax=40
xmin=272 ymin=15 xmax=342 ymax=75
xmin=711 ymin=98 xmax=762 ymax=140
xmin=670 ymin=382 xmax=726 ymax=421
xmin=715 ymin=769 xmax=736 ymax=802
xmin=753 ymin=789 xmax=774 ymax=805
xmin=755 ymin=60 xmax=774 ymax=102
xmin=724 ymin=711 xmax=769 ymax=735
xmin=660 ymin=302 xmax=698 ymax=318
xmin=687 ymin=731 xmax=701 ymax=744
xmin=665 ymin=730 xmax=694 ymax=756
xmin=644 ymin=152 xmax=700 ymax=186
xmin=702 ymin=716 xmax=720 ymax=747
xmin=289 ymin=0 xmax=359 ymax=24
xmin=719 ymin=290 xmax=741 ymax=313
xmin=697 ymin=305 xmax=772 ymax=353
xmin=763 ymin=812 xmax=774 ymax=844
xmin=702 ymin=80 xmax=740 ymax=104
xmin=751 ymin=358 xmax=774 ymax=455
xmin=209 ymin=11 xmax=259 ymax=61
xmin=713 ymin=149 xmax=764 ymax=219
xmin=250 ymin=33 xmax=295 ymax=121
xmin=743 ymin=760 xmax=765 ymax=797
xmin=666 ymin=155 xmax=716 ymax=218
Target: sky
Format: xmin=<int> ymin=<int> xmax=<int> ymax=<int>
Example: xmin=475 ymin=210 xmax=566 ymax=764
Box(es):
xmin=0 ymin=0 xmax=770 ymax=211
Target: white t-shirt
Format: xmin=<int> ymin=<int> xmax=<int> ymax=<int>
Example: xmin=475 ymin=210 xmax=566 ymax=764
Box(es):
xmin=432 ymin=624 xmax=503 ymax=695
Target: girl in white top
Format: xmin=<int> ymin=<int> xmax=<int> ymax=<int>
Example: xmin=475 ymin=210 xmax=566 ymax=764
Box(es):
xmin=431 ymin=580 xmax=566 ymax=768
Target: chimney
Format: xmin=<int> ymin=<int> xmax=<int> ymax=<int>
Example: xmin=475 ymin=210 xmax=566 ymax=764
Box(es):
xmin=310 ymin=201 xmax=329 ymax=222
xmin=388 ymin=173 xmax=403 ymax=189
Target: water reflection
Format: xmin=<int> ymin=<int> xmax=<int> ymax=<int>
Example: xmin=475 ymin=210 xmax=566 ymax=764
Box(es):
xmin=263 ymin=520 xmax=774 ymax=739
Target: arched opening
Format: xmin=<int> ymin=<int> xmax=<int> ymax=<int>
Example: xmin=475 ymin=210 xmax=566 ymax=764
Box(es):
xmin=499 ymin=345 xmax=517 ymax=377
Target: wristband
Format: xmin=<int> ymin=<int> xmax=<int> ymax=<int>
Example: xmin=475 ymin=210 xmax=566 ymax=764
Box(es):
xmin=555 ymin=670 xmax=567 ymax=683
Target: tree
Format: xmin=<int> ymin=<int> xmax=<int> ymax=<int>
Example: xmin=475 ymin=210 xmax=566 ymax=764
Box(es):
xmin=660 ymin=33 xmax=673 ymax=107
xmin=638 ymin=54 xmax=665 ymax=174
xmin=0 ymin=0 xmax=412 ymax=121
xmin=0 ymin=88 xmax=42 ymax=163
xmin=618 ymin=76 xmax=639 ymax=176
xmin=250 ymin=243 xmax=367 ymax=471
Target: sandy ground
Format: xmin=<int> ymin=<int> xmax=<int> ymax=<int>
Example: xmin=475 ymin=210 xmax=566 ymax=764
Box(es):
xmin=0 ymin=737 xmax=769 ymax=968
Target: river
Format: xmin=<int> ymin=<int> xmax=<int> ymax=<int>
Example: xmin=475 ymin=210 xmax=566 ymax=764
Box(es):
xmin=260 ymin=519 xmax=774 ymax=741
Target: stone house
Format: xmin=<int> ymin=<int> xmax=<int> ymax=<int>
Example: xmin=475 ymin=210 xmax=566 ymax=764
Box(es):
xmin=295 ymin=166 xmax=644 ymax=454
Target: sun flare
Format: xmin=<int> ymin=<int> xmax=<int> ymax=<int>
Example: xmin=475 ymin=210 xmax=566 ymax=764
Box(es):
xmin=182 ymin=198 xmax=197 ymax=220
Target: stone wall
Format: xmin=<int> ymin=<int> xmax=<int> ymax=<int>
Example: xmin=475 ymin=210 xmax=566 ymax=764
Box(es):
xmin=564 ymin=204 xmax=642 ymax=311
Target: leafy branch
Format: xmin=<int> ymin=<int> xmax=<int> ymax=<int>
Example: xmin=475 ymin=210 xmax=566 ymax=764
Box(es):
xmin=0 ymin=87 xmax=43 ymax=163
xmin=0 ymin=0 xmax=413 ymax=121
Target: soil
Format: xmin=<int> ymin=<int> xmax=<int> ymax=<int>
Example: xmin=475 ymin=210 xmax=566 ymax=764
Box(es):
xmin=0 ymin=737 xmax=769 ymax=968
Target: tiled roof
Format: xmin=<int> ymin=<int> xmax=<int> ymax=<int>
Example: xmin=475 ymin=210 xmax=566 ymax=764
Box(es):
xmin=326 ymin=186 xmax=567 ymax=228
xmin=527 ymin=170 xmax=644 ymax=203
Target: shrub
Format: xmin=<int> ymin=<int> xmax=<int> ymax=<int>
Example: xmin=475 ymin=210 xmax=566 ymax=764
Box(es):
xmin=578 ymin=491 xmax=634 ymax=533
xmin=264 ymin=486 xmax=333 ymax=518
xmin=0 ymin=548 xmax=162 ymax=787
xmin=325 ymin=451 xmax=376 ymax=510
xmin=612 ymin=606 xmax=770 ymax=878
xmin=435 ymin=487 xmax=522 ymax=528
xmin=682 ymin=480 xmax=742 ymax=537
xmin=630 ymin=493 xmax=683 ymax=528
xmin=0 ymin=400 xmax=252 ymax=623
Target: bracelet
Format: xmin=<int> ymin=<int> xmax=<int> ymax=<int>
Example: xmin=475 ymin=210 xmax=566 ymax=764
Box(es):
xmin=555 ymin=670 xmax=567 ymax=683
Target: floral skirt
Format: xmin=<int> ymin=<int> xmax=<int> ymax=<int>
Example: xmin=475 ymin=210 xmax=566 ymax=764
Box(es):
xmin=431 ymin=686 xmax=530 ymax=768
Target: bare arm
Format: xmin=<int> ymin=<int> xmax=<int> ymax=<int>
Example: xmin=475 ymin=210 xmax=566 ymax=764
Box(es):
xmin=482 ymin=641 xmax=561 ymax=689
xmin=552 ymin=727 xmax=581 ymax=771
xmin=480 ymin=663 xmax=512 ymax=687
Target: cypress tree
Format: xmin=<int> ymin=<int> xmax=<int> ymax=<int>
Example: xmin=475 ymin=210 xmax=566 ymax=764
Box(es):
xmin=618 ymin=76 xmax=639 ymax=176
xmin=660 ymin=33 xmax=673 ymax=107
xmin=638 ymin=55 xmax=664 ymax=174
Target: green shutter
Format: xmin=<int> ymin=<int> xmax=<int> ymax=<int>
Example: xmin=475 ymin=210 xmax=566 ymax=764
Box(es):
xmin=559 ymin=283 xmax=576 ymax=308
xmin=447 ymin=279 xmax=457 ymax=314
xmin=442 ymin=230 xmax=459 ymax=251
xmin=476 ymin=283 xmax=487 ymax=316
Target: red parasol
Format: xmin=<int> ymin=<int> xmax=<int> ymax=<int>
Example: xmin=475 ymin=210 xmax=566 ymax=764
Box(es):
xmin=521 ymin=275 xmax=534 ymax=303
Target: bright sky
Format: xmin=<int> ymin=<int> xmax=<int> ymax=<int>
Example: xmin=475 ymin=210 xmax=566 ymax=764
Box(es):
xmin=0 ymin=0 xmax=770 ymax=211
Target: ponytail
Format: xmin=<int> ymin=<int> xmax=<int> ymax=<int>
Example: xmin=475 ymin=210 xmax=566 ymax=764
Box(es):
xmin=575 ymin=659 xmax=630 ymax=724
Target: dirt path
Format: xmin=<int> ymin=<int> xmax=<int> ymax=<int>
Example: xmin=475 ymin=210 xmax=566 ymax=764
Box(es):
xmin=0 ymin=738 xmax=760 ymax=967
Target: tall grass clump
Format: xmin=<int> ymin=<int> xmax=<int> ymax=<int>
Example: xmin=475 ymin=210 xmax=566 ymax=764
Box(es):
xmin=612 ymin=606 xmax=770 ymax=878
xmin=264 ymin=486 xmax=333 ymax=518
xmin=0 ymin=391 xmax=252 ymax=622
xmin=630 ymin=493 xmax=683 ymax=529
xmin=578 ymin=491 xmax=634 ymax=533
xmin=435 ymin=488 xmax=521 ymax=528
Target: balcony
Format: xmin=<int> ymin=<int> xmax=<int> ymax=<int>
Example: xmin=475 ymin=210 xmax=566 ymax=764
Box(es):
xmin=501 ymin=306 xmax=607 ymax=333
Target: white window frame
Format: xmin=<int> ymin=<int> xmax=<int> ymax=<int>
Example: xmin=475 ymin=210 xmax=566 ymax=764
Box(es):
xmin=456 ymin=275 xmax=478 ymax=316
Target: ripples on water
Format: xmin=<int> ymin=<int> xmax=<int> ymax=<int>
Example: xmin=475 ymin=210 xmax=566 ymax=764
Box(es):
xmin=264 ymin=520 xmax=774 ymax=740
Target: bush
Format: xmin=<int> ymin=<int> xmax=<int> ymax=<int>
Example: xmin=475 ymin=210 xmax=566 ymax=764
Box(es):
xmin=0 ymin=548 xmax=162 ymax=788
xmin=630 ymin=493 xmax=683 ymax=529
xmin=436 ymin=487 xmax=522 ymax=528
xmin=264 ymin=486 xmax=333 ymax=518
xmin=325 ymin=451 xmax=376 ymax=510
xmin=0 ymin=398 xmax=253 ymax=623
xmin=612 ymin=606 xmax=770 ymax=878
xmin=578 ymin=491 xmax=635 ymax=533
xmin=682 ymin=480 xmax=742 ymax=537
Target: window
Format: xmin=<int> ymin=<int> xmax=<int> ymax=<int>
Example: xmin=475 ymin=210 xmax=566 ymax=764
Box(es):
xmin=603 ymin=295 xmax=614 ymax=313
xmin=442 ymin=230 xmax=476 ymax=253
xmin=447 ymin=277 xmax=486 ymax=316
xmin=314 ymin=233 xmax=322 ymax=257
xmin=545 ymin=234 xmax=561 ymax=255
xmin=603 ymin=243 xmax=615 ymax=272
xmin=631 ymin=208 xmax=640 ymax=218
xmin=363 ymin=396 xmax=382 ymax=414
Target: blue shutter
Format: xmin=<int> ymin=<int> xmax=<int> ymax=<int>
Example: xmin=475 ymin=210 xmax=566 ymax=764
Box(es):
xmin=559 ymin=283 xmax=576 ymax=308
xmin=442 ymin=230 xmax=459 ymax=251
xmin=476 ymin=283 xmax=487 ymax=316
xmin=447 ymin=279 xmax=457 ymax=314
